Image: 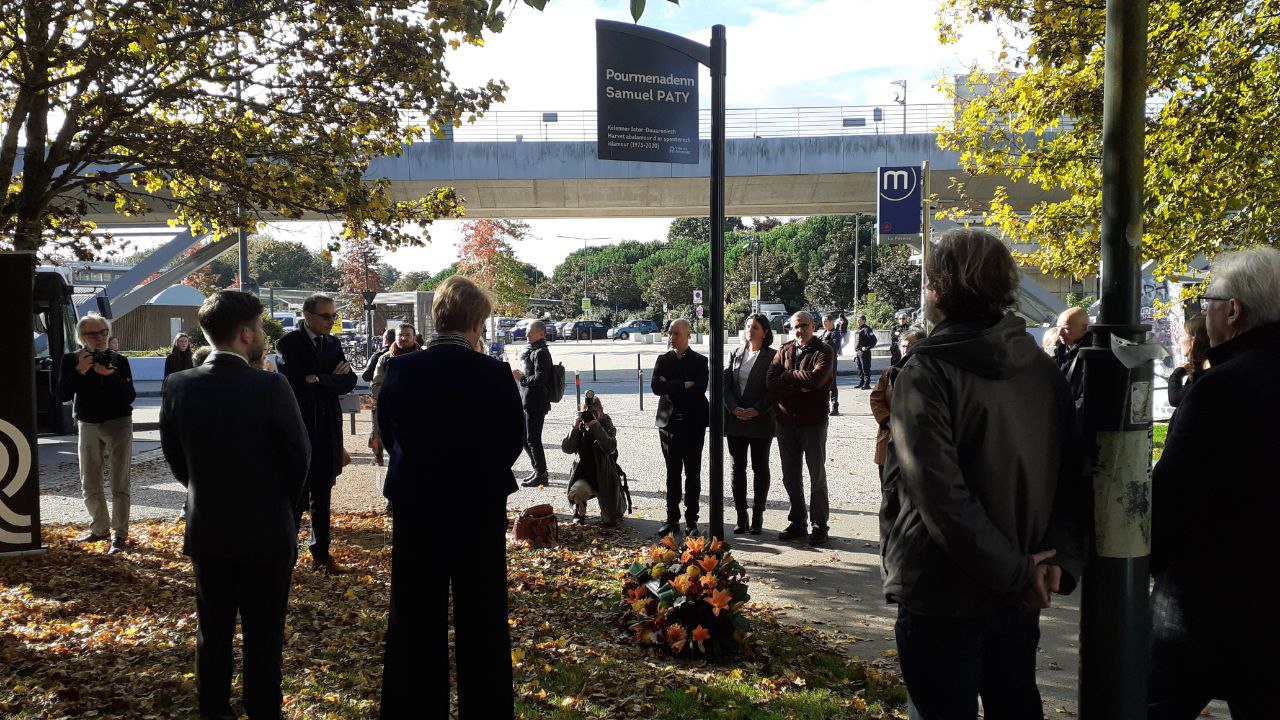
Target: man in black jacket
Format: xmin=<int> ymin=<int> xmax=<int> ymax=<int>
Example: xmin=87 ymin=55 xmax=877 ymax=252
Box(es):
xmin=377 ymin=275 xmax=524 ymax=719
xmin=514 ymin=320 xmax=553 ymax=487
xmin=1149 ymin=247 xmax=1280 ymax=717
xmin=362 ymin=328 xmax=397 ymax=383
xmin=58 ymin=313 xmax=136 ymax=554
xmin=277 ymin=293 xmax=357 ymax=574
xmin=160 ymin=290 xmax=311 ymax=720
xmin=820 ymin=313 xmax=842 ymax=415
xmin=1053 ymin=306 xmax=1092 ymax=406
xmin=882 ymin=229 xmax=1082 ymax=716
xmin=853 ymin=315 xmax=877 ymax=389
xmin=651 ymin=319 xmax=709 ymax=536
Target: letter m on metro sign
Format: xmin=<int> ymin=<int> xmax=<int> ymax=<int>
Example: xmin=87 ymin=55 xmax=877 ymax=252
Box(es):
xmin=877 ymin=166 xmax=923 ymax=239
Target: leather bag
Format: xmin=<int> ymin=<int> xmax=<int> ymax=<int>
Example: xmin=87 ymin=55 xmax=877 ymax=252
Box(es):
xmin=513 ymin=504 xmax=558 ymax=547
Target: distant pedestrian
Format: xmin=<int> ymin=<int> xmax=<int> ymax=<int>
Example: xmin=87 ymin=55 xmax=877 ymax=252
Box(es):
xmin=363 ymin=328 xmax=396 ymax=383
xmin=369 ymin=323 xmax=420 ymax=461
xmin=882 ymin=228 xmax=1082 ymax=717
xmin=836 ymin=312 xmax=849 ymax=334
xmin=889 ymin=312 xmax=913 ymax=366
xmin=277 ymin=293 xmax=357 ymax=575
xmin=1054 ymin=306 xmax=1092 ymax=405
xmin=652 ymin=318 xmax=709 ymax=537
xmin=377 ymin=275 xmax=524 ymax=719
xmin=562 ymin=392 xmax=625 ymax=526
xmin=820 ymin=313 xmax=843 ymax=415
xmin=1148 ymin=247 xmax=1280 ymax=717
xmin=515 ymin=320 xmax=554 ymax=488
xmin=107 ymin=335 xmax=120 ymax=352
xmin=57 ymin=314 xmax=135 ymax=554
xmin=193 ymin=346 xmax=212 ymax=367
xmin=869 ymin=326 xmax=924 ymax=472
xmin=159 ymin=290 xmax=310 ymax=720
xmin=853 ymin=314 xmax=877 ymax=389
xmin=724 ymin=313 xmax=776 ymax=535
xmin=1040 ymin=325 xmax=1061 ymax=354
xmin=766 ymin=311 xmax=835 ymax=546
xmin=164 ymin=333 xmax=194 ymax=379
xmin=1166 ymin=314 xmax=1209 ymax=411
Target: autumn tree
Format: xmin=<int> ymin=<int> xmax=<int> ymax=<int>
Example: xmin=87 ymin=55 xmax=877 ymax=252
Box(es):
xmin=336 ymin=237 xmax=383 ymax=314
xmin=390 ymin=270 xmax=432 ymax=292
xmin=456 ymin=220 xmax=532 ymax=317
xmin=936 ymin=0 xmax=1280 ymax=283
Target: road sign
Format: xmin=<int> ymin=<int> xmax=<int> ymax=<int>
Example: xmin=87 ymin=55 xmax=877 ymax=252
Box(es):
xmin=877 ymin=165 xmax=923 ymax=239
xmin=581 ymin=297 xmax=592 ymax=311
xmin=696 ymin=304 xmax=705 ymax=319
xmin=749 ymin=281 xmax=760 ymax=301
xmin=596 ymin=23 xmax=699 ymax=164
xmin=693 ymin=289 xmax=703 ymax=304
xmin=332 ymin=312 xmax=343 ymax=332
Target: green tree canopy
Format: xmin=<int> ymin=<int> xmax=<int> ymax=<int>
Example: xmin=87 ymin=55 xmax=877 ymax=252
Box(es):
xmin=867 ymin=245 xmax=922 ymax=311
xmin=936 ymin=0 xmax=1280 ymax=282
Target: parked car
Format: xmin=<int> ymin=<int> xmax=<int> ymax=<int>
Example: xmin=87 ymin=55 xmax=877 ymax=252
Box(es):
xmin=511 ymin=318 xmax=534 ymax=342
xmin=564 ymin=320 xmax=609 ymax=340
xmin=608 ymin=319 xmax=659 ymax=340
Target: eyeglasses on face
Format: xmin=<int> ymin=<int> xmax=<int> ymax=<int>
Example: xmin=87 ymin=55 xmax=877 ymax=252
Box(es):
xmin=1198 ymin=296 xmax=1230 ymax=311
xmin=793 ymin=322 xmax=811 ymax=329
xmin=308 ymin=311 xmax=337 ymax=321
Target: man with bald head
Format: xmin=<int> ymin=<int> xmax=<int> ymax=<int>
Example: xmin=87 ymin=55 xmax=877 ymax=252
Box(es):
xmin=651 ymin=319 xmax=709 ymax=537
xmin=1054 ymin=306 xmax=1092 ymax=404
xmin=767 ymin=311 xmax=836 ymax=546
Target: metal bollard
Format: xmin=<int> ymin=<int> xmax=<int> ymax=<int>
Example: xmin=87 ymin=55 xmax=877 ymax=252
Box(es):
xmin=593 ymin=353 xmax=597 ymax=382
xmin=637 ymin=353 xmax=644 ymax=411
xmin=574 ymin=371 xmax=581 ymax=408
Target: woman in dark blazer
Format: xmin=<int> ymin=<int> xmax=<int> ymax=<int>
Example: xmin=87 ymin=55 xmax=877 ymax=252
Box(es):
xmin=163 ymin=333 xmax=194 ymax=379
xmin=723 ymin=313 xmax=777 ymax=535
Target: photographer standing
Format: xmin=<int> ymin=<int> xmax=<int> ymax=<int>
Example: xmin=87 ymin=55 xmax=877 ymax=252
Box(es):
xmin=514 ymin=320 xmax=553 ymax=488
xmin=57 ymin=314 xmax=136 ymax=554
xmin=562 ymin=392 xmax=625 ymax=526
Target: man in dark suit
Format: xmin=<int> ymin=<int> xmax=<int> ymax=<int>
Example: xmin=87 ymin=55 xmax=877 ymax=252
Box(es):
xmin=513 ymin=319 xmax=553 ymax=487
xmin=651 ymin=318 xmax=709 ymax=537
xmin=159 ymin=290 xmax=311 ymax=720
xmin=377 ymin=275 xmax=524 ymax=719
xmin=277 ymin=293 xmax=357 ymax=574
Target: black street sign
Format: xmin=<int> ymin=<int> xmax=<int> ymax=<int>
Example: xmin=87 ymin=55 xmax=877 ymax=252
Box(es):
xmin=596 ymin=24 xmax=699 ymax=164
xmin=0 ymin=253 xmax=45 ymax=557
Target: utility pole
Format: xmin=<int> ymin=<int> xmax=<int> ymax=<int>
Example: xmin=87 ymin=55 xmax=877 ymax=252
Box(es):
xmin=892 ymin=79 xmax=907 ymax=135
xmin=1078 ymin=1 xmax=1151 ymax=717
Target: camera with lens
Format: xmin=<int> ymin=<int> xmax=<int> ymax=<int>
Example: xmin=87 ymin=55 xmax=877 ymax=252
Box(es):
xmin=579 ymin=390 xmax=596 ymax=424
xmin=88 ymin=349 xmax=117 ymax=369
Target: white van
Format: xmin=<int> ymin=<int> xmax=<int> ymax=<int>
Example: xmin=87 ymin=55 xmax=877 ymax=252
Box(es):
xmin=272 ymin=312 xmax=299 ymax=332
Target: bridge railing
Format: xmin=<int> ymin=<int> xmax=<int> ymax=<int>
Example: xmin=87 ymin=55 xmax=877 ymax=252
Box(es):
xmin=401 ymin=104 xmax=959 ymax=142
xmin=400 ymin=101 xmax=1169 ymax=143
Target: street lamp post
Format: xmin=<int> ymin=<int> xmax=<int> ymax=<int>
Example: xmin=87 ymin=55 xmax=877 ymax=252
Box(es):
xmin=892 ymin=79 xmax=907 ymax=135
xmin=558 ymin=235 xmax=608 ymax=327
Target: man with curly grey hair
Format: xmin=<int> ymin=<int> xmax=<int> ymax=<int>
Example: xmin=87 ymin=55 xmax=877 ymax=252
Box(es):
xmin=1149 ymin=246 xmax=1280 ymax=716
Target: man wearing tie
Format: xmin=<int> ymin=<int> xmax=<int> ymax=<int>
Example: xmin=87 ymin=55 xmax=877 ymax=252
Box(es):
xmin=278 ymin=293 xmax=357 ymax=574
xmin=160 ymin=290 xmax=311 ymax=719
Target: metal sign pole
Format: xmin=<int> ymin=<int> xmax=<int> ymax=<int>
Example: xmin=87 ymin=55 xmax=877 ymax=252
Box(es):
xmin=0 ymin=253 xmax=47 ymax=558
xmin=707 ymin=24 xmax=727 ymax=542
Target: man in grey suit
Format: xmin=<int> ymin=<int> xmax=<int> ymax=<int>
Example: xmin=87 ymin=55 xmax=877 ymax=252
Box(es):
xmin=160 ymin=290 xmax=311 ymax=720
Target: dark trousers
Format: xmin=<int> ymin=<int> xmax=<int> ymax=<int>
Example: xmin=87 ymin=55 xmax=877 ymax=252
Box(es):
xmin=192 ymin=553 xmax=294 ymax=720
xmin=300 ymin=450 xmax=334 ymax=561
xmin=776 ymin=421 xmax=829 ymax=530
xmin=381 ymin=501 xmax=513 ymax=719
xmin=1147 ymin=575 xmax=1270 ymax=718
xmin=659 ymin=425 xmax=704 ymax=526
xmin=857 ymin=350 xmax=872 ymax=386
xmin=727 ymin=435 xmax=771 ymax=514
xmin=523 ymin=408 xmax=548 ymax=475
xmin=894 ymin=606 xmax=1042 ymax=720
xmin=829 ymin=358 xmax=839 ymax=408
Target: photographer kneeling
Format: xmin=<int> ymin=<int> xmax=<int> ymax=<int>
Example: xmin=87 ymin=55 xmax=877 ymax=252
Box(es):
xmin=562 ymin=391 xmax=626 ymax=527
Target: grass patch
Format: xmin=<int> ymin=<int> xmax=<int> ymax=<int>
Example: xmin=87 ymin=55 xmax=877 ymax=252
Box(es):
xmin=1153 ymin=422 xmax=1168 ymax=462
xmin=0 ymin=516 xmax=905 ymax=719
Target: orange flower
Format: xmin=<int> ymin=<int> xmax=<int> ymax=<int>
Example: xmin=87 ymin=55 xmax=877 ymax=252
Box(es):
xmin=684 ymin=535 xmax=706 ymax=553
xmin=685 ymin=565 xmax=701 ymax=579
xmin=627 ymin=586 xmax=648 ymax=602
xmin=707 ymin=537 xmax=723 ymax=553
xmin=648 ymin=545 xmax=665 ymax=562
xmin=667 ymin=623 xmax=688 ymax=653
xmin=681 ymin=549 xmax=694 ymax=564
xmin=706 ymin=588 xmax=732 ymax=616
xmin=700 ymin=574 xmax=718 ymax=589
xmin=671 ymin=575 xmax=690 ymax=595
xmin=661 ymin=534 xmax=677 ymax=550
xmin=699 ymin=556 xmax=719 ymax=574
xmin=692 ymin=624 xmax=711 ymax=648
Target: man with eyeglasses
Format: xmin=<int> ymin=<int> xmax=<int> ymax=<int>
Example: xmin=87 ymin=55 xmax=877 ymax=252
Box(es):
xmin=57 ymin=313 xmax=136 ymax=554
xmin=1149 ymin=247 xmax=1280 ymax=716
xmin=767 ymin=311 xmax=835 ymax=546
xmin=278 ymin=293 xmax=357 ymax=574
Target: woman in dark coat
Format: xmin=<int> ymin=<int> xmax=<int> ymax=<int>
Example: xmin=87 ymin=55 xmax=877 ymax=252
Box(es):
xmin=164 ymin=333 xmax=194 ymax=378
xmin=723 ymin=313 xmax=777 ymax=534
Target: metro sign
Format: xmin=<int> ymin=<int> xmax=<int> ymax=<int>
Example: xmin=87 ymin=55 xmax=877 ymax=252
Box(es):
xmin=877 ymin=165 xmax=923 ymax=237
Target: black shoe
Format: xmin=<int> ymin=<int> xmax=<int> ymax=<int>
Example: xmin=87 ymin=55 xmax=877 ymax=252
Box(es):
xmin=517 ymin=470 xmax=538 ymax=483
xmin=573 ymin=513 xmax=588 ymax=526
xmin=733 ymin=511 xmax=749 ymax=534
xmin=778 ymin=523 xmax=808 ymax=541
xmin=829 ymin=406 xmax=840 ymax=416
xmin=107 ymin=536 xmax=129 ymax=555
xmin=521 ymin=473 xmax=549 ymax=488
xmin=685 ymin=524 xmax=699 ymax=537
xmin=77 ymin=531 xmax=109 ymax=543
xmin=656 ymin=522 xmax=680 ymax=537
xmin=808 ymin=528 xmax=829 ymax=547
xmin=750 ymin=509 xmax=764 ymax=535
